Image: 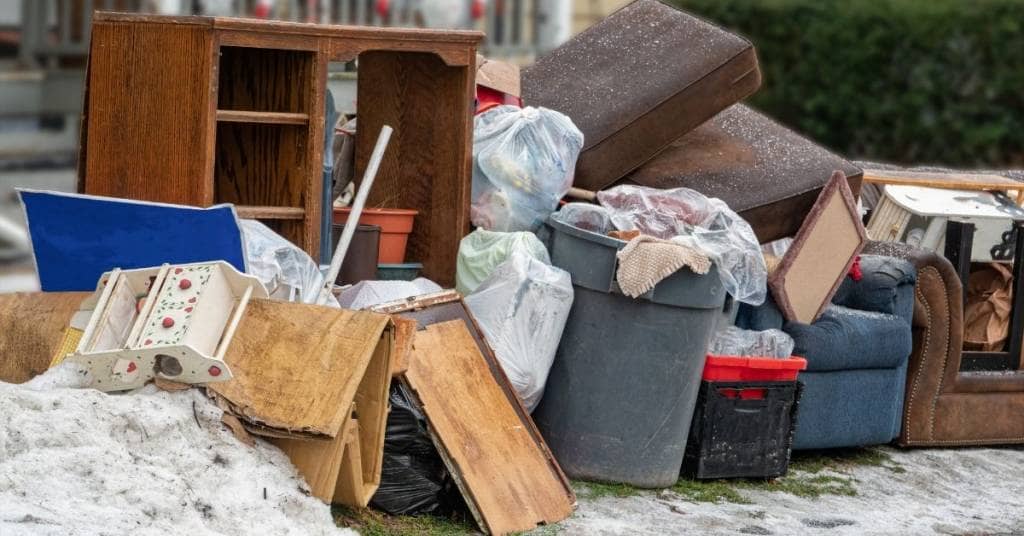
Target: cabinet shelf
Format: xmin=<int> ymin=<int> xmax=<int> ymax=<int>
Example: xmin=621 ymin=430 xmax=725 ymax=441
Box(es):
xmin=234 ymin=205 xmax=306 ymax=220
xmin=216 ymin=110 xmax=310 ymax=125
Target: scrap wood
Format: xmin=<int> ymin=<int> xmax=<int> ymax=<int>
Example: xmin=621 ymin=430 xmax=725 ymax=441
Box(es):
xmin=862 ymin=168 xmax=1024 ymax=204
xmin=0 ymin=291 xmax=89 ymax=384
xmin=208 ymin=298 xmax=391 ymax=439
xmin=207 ymin=298 xmax=393 ymax=507
xmin=402 ymin=320 xmax=576 ymax=535
xmin=389 ymin=316 xmax=418 ymax=377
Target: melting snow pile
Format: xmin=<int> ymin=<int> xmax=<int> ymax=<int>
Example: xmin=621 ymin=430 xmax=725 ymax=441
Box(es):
xmin=0 ymin=364 xmax=354 ymax=536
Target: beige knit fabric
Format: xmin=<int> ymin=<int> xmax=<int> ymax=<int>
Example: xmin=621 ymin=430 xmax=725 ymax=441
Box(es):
xmin=615 ymin=235 xmax=711 ymax=298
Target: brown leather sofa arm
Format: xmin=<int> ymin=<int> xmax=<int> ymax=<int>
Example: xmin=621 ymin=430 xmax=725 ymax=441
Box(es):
xmin=862 ymin=241 xmax=965 ymax=445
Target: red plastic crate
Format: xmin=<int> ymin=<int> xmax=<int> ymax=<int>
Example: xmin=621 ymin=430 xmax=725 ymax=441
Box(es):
xmin=702 ymin=355 xmax=807 ymax=382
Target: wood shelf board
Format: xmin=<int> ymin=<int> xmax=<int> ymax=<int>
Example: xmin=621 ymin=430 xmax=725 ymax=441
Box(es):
xmin=234 ymin=205 xmax=306 ymax=220
xmin=216 ymin=110 xmax=310 ymax=125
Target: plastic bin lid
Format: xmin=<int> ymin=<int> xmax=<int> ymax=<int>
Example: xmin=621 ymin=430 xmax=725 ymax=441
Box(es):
xmin=704 ymin=355 xmax=807 ymax=370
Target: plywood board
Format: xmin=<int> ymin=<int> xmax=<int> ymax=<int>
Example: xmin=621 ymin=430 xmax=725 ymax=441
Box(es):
xmin=208 ymin=299 xmax=390 ymax=439
xmin=403 ymin=320 xmax=575 ymax=535
xmin=0 ymin=292 xmax=89 ymax=384
xmin=770 ymin=171 xmax=867 ymax=324
xmin=863 ymin=169 xmax=1024 ymax=203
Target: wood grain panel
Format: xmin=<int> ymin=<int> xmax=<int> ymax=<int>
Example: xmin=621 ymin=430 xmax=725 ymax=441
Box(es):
xmin=209 ymin=298 xmax=390 ymax=438
xmin=404 ymin=320 xmax=575 ymax=535
xmin=0 ymin=292 xmax=89 ymax=384
xmin=355 ymin=51 xmax=474 ymax=286
xmin=218 ymin=46 xmax=314 ymax=113
xmin=215 ymin=122 xmax=307 ymax=207
xmin=82 ymin=22 xmax=214 ymax=204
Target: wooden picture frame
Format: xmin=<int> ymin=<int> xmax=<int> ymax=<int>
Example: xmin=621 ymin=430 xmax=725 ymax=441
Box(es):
xmin=769 ymin=171 xmax=867 ymax=324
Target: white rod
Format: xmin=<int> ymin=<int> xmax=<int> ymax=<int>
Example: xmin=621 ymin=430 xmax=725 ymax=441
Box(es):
xmin=316 ymin=124 xmax=393 ymax=305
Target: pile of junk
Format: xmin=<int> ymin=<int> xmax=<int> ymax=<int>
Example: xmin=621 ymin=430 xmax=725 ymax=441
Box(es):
xmin=5 ymin=1 xmax=1024 ymax=534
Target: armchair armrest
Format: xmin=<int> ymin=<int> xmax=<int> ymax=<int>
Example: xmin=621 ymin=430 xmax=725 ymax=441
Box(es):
xmin=862 ymin=241 xmax=966 ymax=446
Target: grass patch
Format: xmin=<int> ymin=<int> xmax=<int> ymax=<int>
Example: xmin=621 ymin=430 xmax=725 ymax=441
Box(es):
xmin=790 ymin=447 xmax=905 ymax=474
xmin=333 ymin=505 xmax=476 ymax=536
xmin=671 ymin=478 xmax=752 ymax=504
xmin=573 ymin=480 xmax=645 ymax=499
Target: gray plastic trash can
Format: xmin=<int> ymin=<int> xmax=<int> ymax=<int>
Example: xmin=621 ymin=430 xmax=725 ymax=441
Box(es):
xmin=533 ymin=217 xmax=727 ymax=488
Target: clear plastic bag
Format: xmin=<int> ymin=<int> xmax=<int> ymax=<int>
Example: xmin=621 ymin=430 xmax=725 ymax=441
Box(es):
xmin=709 ymin=326 xmax=794 ymax=358
xmin=471 ymin=105 xmax=584 ymax=232
xmin=596 ymin=184 xmax=767 ymax=305
xmin=465 ymin=251 xmax=573 ymax=411
xmin=336 ymin=278 xmax=442 ymax=311
xmin=455 ymin=229 xmax=550 ymax=296
xmin=239 ymin=219 xmax=338 ymax=306
xmin=551 ymin=202 xmax=613 ymax=234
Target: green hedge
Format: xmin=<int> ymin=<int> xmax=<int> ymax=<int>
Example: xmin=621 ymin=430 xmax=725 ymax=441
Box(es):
xmin=672 ymin=0 xmax=1024 ymax=167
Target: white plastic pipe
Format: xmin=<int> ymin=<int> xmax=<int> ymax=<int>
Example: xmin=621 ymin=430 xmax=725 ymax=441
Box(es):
xmin=316 ymin=124 xmax=393 ymax=305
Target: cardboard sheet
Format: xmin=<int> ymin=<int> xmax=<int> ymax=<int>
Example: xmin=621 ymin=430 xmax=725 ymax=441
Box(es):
xmin=19 ymin=190 xmax=245 ymax=291
xmin=403 ymin=320 xmax=575 ymax=535
xmin=769 ymin=172 xmax=867 ymax=324
xmin=0 ymin=292 xmax=88 ymax=383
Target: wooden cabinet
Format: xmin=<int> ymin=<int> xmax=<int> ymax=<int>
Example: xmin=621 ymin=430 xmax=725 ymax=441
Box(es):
xmin=79 ymin=13 xmax=481 ymax=285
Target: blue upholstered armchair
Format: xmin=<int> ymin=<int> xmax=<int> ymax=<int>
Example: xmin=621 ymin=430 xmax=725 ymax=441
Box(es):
xmin=737 ymin=255 xmax=917 ymax=450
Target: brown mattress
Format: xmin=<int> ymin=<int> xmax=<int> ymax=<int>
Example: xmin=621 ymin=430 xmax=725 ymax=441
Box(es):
xmin=621 ymin=104 xmax=864 ymax=243
xmin=521 ymin=0 xmax=761 ymax=192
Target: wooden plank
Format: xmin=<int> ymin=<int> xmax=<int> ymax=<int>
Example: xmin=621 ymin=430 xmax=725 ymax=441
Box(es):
xmin=270 ymin=428 xmax=349 ymax=502
xmin=863 ymin=169 xmax=1023 ymax=193
xmin=234 ymin=205 xmax=306 ymax=219
xmin=209 ymin=299 xmax=390 ymax=438
xmin=216 ymin=110 xmax=310 ymax=125
xmin=404 ymin=320 xmax=575 ymax=535
xmin=355 ymin=52 xmax=474 ymax=286
xmin=0 ymin=292 xmax=89 ymax=384
xmin=82 ymin=21 xmax=214 ymax=205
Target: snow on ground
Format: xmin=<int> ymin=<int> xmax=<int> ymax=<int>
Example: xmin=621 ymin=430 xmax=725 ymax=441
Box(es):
xmin=563 ymin=447 xmax=1024 ymax=535
xmin=0 ymin=364 xmax=353 ymax=536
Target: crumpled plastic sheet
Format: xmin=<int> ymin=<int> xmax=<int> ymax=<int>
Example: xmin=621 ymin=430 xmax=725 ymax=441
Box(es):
xmin=596 ymin=184 xmax=767 ymax=305
xmin=709 ymin=325 xmax=794 ymax=358
xmin=551 ymin=202 xmax=613 ymax=234
xmin=455 ymin=228 xmax=551 ymax=296
xmin=370 ymin=382 xmax=462 ymax=516
xmin=336 ymin=278 xmax=442 ymax=311
xmin=471 ymin=105 xmax=584 ymax=232
xmin=239 ymin=219 xmax=339 ymax=307
xmin=465 ymin=251 xmax=573 ymax=411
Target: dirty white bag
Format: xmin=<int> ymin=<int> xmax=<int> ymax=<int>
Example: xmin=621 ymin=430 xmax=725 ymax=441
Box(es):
xmin=455 ymin=229 xmax=550 ymax=295
xmin=337 ymin=278 xmax=442 ymax=311
xmin=471 ymin=105 xmax=583 ymax=232
xmin=465 ymin=251 xmax=573 ymax=411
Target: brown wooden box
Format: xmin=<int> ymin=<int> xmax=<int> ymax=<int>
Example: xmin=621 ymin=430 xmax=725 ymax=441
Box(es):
xmin=78 ymin=13 xmax=481 ymax=285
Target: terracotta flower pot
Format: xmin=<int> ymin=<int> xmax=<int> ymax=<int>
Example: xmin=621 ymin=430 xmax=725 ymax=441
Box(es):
xmin=333 ymin=207 xmax=418 ymax=264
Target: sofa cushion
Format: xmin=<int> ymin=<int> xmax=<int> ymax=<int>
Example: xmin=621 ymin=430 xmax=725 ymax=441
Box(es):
xmin=832 ymin=255 xmax=916 ymax=320
xmin=785 ymin=304 xmax=912 ymax=372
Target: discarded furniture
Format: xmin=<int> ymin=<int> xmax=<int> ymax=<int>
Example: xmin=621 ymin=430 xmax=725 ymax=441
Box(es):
xmin=0 ymin=291 xmax=89 ymax=384
xmin=64 ymin=262 xmax=268 ymax=392
xmin=621 ymin=104 xmax=864 ymax=243
xmin=862 ymin=240 xmax=1024 ymax=446
xmin=533 ymin=217 xmax=726 ymax=487
xmin=739 ymin=255 xmax=916 ymax=450
xmin=19 ymin=191 xmax=246 ymax=292
xmin=521 ymin=0 xmax=761 ymax=192
xmin=208 ymin=299 xmax=394 ymax=506
xmin=862 ymin=168 xmax=1024 ymax=205
xmin=867 ymin=184 xmax=1024 ymax=263
xmin=373 ymin=291 xmax=575 ymax=535
xmin=79 ymin=13 xmax=481 ymax=285
xmin=769 ymin=172 xmax=867 ymax=324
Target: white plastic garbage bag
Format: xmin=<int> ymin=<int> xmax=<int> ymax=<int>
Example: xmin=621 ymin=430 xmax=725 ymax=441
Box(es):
xmin=455 ymin=229 xmax=550 ymax=295
xmin=465 ymin=251 xmax=573 ymax=411
xmin=337 ymin=278 xmax=442 ymax=311
xmin=471 ymin=105 xmax=584 ymax=232
xmin=240 ymin=219 xmax=338 ymax=306
xmin=597 ymin=184 xmax=767 ymax=305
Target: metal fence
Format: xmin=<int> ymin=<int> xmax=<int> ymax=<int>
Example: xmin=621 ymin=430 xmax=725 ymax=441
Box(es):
xmin=17 ymin=0 xmax=554 ymax=68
